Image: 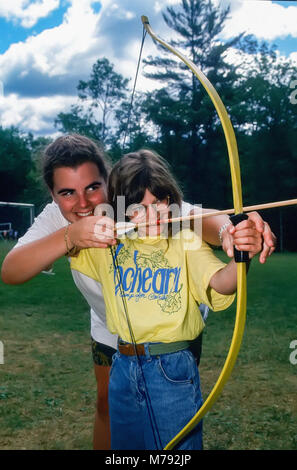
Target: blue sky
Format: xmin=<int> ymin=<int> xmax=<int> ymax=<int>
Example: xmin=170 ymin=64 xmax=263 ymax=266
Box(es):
xmin=0 ymin=0 xmax=296 ymax=137
xmin=0 ymin=7 xmax=67 ymax=54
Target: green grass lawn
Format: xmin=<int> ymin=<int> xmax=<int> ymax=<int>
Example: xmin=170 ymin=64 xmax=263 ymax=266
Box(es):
xmin=0 ymin=241 xmax=296 ymax=450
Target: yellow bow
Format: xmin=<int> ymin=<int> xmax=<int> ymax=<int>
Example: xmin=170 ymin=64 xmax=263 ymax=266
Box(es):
xmin=141 ymin=15 xmax=247 ymax=450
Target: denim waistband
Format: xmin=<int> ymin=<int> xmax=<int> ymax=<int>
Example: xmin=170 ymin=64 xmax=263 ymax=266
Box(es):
xmin=118 ymin=339 xmax=191 ymax=357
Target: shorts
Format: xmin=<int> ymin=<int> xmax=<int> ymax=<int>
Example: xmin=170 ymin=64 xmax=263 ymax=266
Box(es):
xmin=91 ymin=337 xmax=117 ymax=367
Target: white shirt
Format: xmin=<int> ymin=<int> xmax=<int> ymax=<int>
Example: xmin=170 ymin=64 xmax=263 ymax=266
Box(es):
xmin=15 ymin=201 xmax=117 ymax=347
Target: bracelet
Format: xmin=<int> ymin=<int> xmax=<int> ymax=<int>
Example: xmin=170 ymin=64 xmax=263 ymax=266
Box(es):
xmin=64 ymin=225 xmax=78 ymax=257
xmin=218 ymin=221 xmax=231 ymax=244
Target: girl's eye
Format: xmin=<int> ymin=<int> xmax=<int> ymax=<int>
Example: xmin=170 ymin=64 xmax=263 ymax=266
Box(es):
xmin=125 ymin=205 xmax=146 ymax=218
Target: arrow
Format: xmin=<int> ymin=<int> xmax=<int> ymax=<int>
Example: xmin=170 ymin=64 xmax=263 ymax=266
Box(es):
xmin=114 ymin=197 xmax=297 ymax=236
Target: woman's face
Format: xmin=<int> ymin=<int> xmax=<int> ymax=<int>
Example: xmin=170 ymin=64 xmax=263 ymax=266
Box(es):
xmin=127 ymin=189 xmax=170 ymax=237
xmin=51 ymin=162 xmax=107 ymax=223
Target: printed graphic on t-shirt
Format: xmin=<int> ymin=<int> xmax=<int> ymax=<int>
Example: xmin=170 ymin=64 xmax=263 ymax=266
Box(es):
xmin=110 ymin=243 xmax=183 ymax=314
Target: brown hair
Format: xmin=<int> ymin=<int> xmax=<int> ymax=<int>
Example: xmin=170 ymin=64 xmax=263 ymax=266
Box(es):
xmin=42 ymin=134 xmax=110 ymax=190
xmin=108 ymin=149 xmax=183 ymax=219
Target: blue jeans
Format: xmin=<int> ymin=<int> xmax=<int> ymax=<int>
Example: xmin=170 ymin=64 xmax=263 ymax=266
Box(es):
xmin=108 ymin=345 xmax=203 ymax=450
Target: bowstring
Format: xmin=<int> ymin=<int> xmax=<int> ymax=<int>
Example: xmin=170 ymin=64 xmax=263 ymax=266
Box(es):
xmin=122 ymin=25 xmax=147 ymax=151
xmin=110 ymin=245 xmax=162 ymax=450
xmin=112 ymin=24 xmax=162 ymax=450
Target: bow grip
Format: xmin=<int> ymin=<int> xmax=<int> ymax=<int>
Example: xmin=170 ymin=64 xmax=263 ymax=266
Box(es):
xmin=229 ymin=213 xmax=249 ymax=263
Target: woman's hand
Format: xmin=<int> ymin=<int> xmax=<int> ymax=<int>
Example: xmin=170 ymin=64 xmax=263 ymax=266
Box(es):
xmin=67 ymin=216 xmax=117 ymax=250
xmin=245 ymin=212 xmax=277 ymax=263
xmin=231 ymin=219 xmax=263 ymax=260
xmin=221 ymin=212 xmax=276 ymax=262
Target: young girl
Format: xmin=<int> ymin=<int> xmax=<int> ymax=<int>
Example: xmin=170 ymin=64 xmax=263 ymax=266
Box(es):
xmin=70 ymin=149 xmax=262 ymax=450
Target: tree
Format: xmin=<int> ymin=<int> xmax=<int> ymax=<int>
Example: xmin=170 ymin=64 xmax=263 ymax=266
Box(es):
xmin=113 ymin=91 xmax=155 ymax=154
xmin=217 ymin=35 xmax=297 ymax=251
xmin=232 ymin=37 xmax=297 ymax=202
xmin=54 ymin=58 xmax=131 ymax=146
xmin=55 ymin=104 xmax=103 ymax=142
xmin=22 ymin=133 xmax=53 ymax=210
xmin=142 ymin=0 xmax=244 ymax=206
xmin=0 ymin=127 xmax=48 ymax=234
xmin=77 ymin=58 xmax=129 ymax=143
xmin=0 ymin=127 xmax=33 ymax=201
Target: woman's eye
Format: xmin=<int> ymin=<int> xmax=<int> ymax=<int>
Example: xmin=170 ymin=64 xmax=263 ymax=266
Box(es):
xmin=87 ymin=184 xmax=101 ymax=193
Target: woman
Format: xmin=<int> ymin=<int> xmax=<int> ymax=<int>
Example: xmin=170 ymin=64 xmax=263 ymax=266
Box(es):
xmin=1 ymin=134 xmax=276 ymax=449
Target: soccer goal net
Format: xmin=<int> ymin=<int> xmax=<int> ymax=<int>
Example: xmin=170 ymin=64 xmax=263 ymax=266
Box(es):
xmin=0 ymin=202 xmax=35 ymax=240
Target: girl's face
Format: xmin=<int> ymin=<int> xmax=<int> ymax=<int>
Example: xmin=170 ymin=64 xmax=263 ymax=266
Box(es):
xmin=51 ymin=162 xmax=107 ymax=223
xmin=127 ymin=189 xmax=170 ymax=237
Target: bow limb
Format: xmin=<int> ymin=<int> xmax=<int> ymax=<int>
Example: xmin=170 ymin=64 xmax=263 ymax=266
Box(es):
xmin=141 ymin=15 xmax=247 ymax=450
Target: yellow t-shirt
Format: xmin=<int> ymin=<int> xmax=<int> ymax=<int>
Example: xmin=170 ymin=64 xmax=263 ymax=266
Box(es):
xmin=71 ymin=230 xmax=235 ymax=344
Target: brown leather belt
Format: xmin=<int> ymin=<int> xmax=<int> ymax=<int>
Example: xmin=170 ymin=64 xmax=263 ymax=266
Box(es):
xmin=118 ymin=343 xmax=146 ymax=356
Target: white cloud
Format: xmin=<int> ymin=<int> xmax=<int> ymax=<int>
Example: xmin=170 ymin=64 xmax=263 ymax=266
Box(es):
xmin=0 ymin=93 xmax=74 ymax=134
xmin=220 ymin=0 xmax=297 ymax=41
xmin=0 ymin=0 xmax=101 ymax=95
xmin=0 ymin=0 xmax=167 ymax=88
xmin=1 ymin=0 xmax=297 ymax=137
xmin=96 ymin=0 xmax=176 ymax=87
xmin=154 ymin=0 xmax=180 ymax=14
xmin=0 ymin=0 xmax=60 ymax=28
xmin=0 ymin=0 xmax=172 ymax=135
